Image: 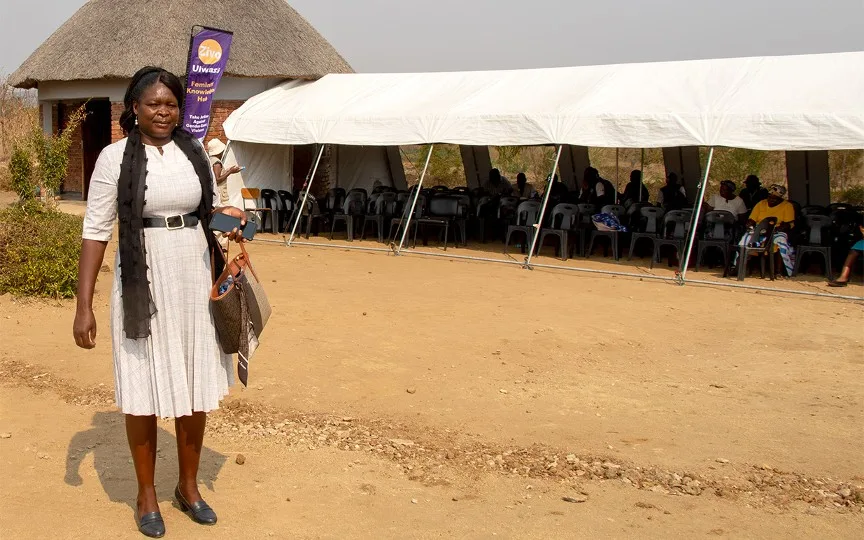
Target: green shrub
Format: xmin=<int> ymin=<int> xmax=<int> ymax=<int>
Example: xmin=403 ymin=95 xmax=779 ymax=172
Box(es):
xmin=8 ymin=145 xmax=33 ymax=200
xmin=835 ymin=185 xmax=864 ymax=206
xmin=0 ymin=206 xmax=83 ymax=299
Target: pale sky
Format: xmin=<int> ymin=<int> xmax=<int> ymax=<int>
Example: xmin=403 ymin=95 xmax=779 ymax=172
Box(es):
xmin=1 ymin=0 xmax=862 ymax=75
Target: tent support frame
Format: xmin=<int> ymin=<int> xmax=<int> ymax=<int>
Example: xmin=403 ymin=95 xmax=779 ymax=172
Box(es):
xmin=396 ymin=144 xmax=435 ymax=254
xmin=524 ymin=145 xmax=564 ymax=269
xmin=287 ymin=144 xmax=326 ymax=246
xmin=677 ymin=147 xmax=714 ymax=283
xmin=254 ymin=236 xmax=863 ymax=302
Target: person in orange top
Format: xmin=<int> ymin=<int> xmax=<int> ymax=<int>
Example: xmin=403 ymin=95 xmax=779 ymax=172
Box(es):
xmin=747 ymin=188 xmax=796 ymax=231
xmin=732 ymin=184 xmax=796 ymax=276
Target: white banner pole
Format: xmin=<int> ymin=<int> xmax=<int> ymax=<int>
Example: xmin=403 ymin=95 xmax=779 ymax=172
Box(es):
xmin=524 ymin=145 xmax=563 ymax=269
xmin=396 ymin=144 xmax=434 ymax=254
xmin=288 ymin=144 xmax=325 ymax=246
xmin=678 ymin=147 xmax=715 ymax=282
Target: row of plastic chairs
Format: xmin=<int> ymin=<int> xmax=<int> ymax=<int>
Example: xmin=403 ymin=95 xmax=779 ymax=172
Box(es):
xmin=245 ymin=187 xmax=859 ymax=279
xmin=496 ymin=201 xmax=822 ymax=280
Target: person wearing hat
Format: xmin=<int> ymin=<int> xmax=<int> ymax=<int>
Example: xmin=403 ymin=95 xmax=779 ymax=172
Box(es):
xmin=704 ymin=180 xmax=748 ymax=222
xmin=732 ymin=184 xmax=796 ymax=276
xmin=206 ymin=138 xmax=241 ymax=206
xmin=739 ymin=174 xmax=769 ymax=211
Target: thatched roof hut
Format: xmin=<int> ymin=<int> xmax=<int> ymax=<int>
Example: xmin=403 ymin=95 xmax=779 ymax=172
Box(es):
xmin=10 ymin=0 xmax=353 ymax=198
xmin=10 ymin=0 xmax=353 ymax=88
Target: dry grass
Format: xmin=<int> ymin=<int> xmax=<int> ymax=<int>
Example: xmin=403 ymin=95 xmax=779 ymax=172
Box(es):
xmin=401 ymin=143 xmax=863 ymax=204
xmin=0 ymin=75 xmax=38 ymax=192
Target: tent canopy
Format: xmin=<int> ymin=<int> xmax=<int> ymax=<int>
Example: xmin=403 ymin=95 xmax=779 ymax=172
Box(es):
xmin=224 ymin=51 xmax=864 ymax=151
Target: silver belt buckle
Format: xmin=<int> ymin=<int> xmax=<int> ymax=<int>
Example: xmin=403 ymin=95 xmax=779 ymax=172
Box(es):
xmin=165 ymin=215 xmax=185 ymax=230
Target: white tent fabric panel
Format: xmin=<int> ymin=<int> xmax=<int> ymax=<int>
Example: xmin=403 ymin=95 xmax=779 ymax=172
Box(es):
xmin=334 ymin=146 xmax=396 ymax=192
xmin=710 ymin=53 xmax=864 ymax=150
xmin=224 ymin=52 xmax=864 ymax=151
xmin=223 ymin=142 xmax=292 ymax=208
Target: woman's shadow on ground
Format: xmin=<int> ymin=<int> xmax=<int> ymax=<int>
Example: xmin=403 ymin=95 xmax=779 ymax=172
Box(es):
xmin=65 ymin=411 xmax=228 ymax=510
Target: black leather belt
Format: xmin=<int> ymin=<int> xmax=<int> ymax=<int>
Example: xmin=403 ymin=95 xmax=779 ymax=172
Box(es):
xmin=143 ymin=213 xmax=199 ymax=230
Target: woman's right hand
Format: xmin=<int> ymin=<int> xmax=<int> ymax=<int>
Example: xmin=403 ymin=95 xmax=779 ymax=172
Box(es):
xmin=73 ymin=309 xmax=97 ymax=349
xmin=226 ymin=165 xmax=242 ymax=176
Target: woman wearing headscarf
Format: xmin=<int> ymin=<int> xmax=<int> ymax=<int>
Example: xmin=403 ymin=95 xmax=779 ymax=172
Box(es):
xmin=732 ymin=184 xmax=796 ymax=276
xmin=73 ymin=67 xmax=246 ymax=537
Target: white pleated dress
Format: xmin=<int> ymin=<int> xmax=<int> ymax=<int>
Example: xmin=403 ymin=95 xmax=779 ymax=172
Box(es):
xmin=83 ymin=139 xmax=233 ymax=418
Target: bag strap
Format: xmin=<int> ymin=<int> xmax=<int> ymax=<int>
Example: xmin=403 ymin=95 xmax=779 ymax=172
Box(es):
xmin=237 ymin=241 xmax=261 ymax=282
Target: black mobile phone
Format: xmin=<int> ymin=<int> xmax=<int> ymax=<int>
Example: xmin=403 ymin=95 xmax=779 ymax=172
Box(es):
xmin=209 ymin=212 xmax=257 ymax=241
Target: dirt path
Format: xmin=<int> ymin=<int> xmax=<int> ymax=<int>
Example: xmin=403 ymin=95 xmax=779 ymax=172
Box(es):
xmin=2 ymin=375 xmax=862 ymax=539
xmin=2 ymin=236 xmax=863 ymax=538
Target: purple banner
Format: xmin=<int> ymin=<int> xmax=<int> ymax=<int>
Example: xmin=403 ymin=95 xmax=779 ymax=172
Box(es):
xmin=183 ymin=28 xmax=233 ymax=140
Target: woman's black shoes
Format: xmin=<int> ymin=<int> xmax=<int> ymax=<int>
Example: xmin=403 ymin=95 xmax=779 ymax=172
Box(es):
xmin=175 ymin=485 xmax=218 ymax=525
xmin=134 ymin=487 xmax=215 ymax=536
xmin=136 ymin=511 xmax=166 ymax=538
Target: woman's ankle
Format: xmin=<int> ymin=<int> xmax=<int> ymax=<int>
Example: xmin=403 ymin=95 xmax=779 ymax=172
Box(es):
xmin=137 ymin=486 xmax=159 ymax=513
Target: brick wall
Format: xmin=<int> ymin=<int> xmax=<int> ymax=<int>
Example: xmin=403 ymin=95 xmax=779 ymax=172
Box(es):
xmin=111 ymin=102 xmax=125 ymax=142
xmin=205 ymin=100 xmax=245 ymax=144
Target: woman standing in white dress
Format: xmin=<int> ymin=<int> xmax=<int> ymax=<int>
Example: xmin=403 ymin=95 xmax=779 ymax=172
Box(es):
xmin=73 ymin=67 xmax=246 ymax=538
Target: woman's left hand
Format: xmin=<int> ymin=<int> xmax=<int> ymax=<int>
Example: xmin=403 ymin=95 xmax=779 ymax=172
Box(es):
xmin=214 ymin=206 xmax=248 ymax=242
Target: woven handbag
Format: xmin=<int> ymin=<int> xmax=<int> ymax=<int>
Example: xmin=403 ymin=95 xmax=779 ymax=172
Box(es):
xmin=210 ymin=242 xmax=271 ymax=386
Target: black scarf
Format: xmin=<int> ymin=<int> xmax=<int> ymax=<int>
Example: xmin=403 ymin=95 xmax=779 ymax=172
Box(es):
xmin=117 ymin=127 xmax=225 ymax=339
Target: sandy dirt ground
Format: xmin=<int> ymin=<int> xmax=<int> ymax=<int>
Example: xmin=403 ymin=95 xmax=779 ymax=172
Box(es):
xmin=1 ymin=225 xmax=863 ymax=539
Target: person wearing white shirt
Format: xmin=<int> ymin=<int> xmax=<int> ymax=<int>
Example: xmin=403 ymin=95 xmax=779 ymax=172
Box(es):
xmin=705 ymin=180 xmax=748 ymax=222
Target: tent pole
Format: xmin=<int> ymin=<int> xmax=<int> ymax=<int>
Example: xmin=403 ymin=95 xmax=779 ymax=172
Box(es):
xmin=287 ymin=144 xmax=326 ymax=246
xmin=396 ymin=144 xmax=434 ymax=254
xmin=615 ymin=148 xmax=620 ymax=194
xmin=524 ymin=145 xmax=563 ymax=269
xmin=639 ymin=148 xmax=645 ymax=203
xmin=221 ymin=139 xmax=233 ymax=203
xmin=678 ymin=147 xmax=714 ymax=282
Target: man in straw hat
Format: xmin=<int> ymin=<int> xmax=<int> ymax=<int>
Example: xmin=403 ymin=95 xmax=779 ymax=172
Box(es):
xmin=207 ymin=138 xmax=241 ymax=206
xmin=731 ymin=184 xmax=796 ymax=277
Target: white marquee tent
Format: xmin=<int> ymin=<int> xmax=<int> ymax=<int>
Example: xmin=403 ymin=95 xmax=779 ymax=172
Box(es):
xmin=221 ymin=51 xmax=863 ymax=294
xmin=225 ymin=51 xmax=864 ymax=150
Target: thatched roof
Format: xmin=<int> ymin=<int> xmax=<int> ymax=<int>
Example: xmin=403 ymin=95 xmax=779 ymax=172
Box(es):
xmin=10 ymin=0 xmax=353 ymax=89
